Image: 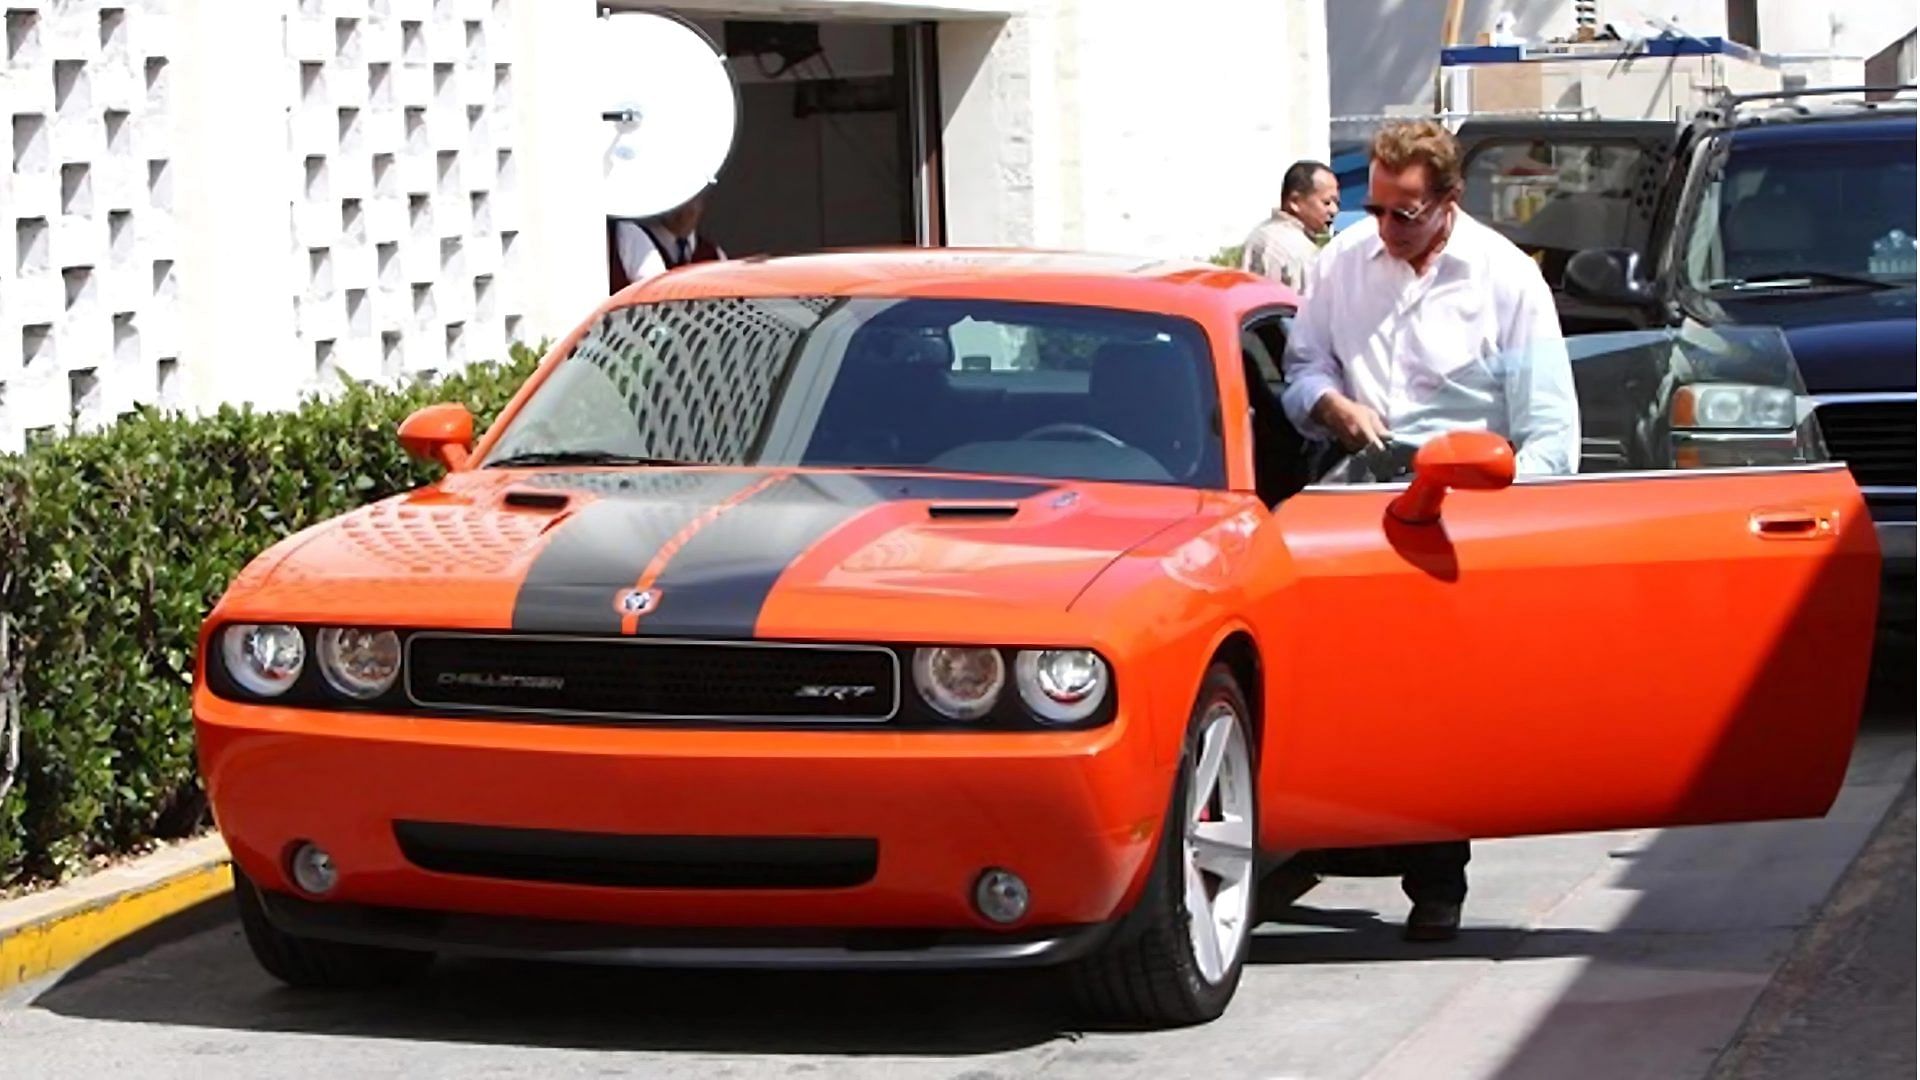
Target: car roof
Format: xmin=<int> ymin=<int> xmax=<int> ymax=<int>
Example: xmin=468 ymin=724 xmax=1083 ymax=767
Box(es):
xmin=623 ymin=248 xmax=1298 ymax=316
xmin=1724 ymin=98 xmax=1915 ymax=140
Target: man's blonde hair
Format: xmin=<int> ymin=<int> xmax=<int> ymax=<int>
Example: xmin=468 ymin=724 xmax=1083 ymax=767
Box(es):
xmin=1370 ymin=120 xmax=1462 ymax=196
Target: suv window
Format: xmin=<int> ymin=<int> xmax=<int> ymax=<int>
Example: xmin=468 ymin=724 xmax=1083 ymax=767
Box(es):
xmin=1462 ymin=139 xmax=1659 ymax=288
xmin=1685 ymin=131 xmax=1918 ymax=290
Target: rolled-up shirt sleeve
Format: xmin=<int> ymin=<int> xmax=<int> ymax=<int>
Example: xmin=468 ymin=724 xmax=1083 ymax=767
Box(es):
xmin=1502 ymin=272 xmax=1581 ymax=476
xmin=1280 ymin=259 xmax=1342 ymax=438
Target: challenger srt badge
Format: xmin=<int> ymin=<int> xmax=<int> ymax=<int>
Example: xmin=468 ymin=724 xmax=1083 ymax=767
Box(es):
xmin=436 ymin=672 xmax=566 ymax=691
xmin=796 ymin=685 xmax=878 ymax=703
xmin=615 ymin=588 xmax=660 ymax=617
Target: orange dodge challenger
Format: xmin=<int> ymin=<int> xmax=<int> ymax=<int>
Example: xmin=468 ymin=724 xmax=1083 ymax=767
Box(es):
xmin=195 ymin=251 xmax=1879 ymax=1025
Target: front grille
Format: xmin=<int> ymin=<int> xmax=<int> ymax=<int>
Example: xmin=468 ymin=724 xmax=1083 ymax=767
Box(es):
xmin=394 ymin=821 xmax=879 ymax=889
xmin=406 ymin=633 xmax=899 ymax=723
xmin=1817 ymin=400 xmax=1916 ymax=489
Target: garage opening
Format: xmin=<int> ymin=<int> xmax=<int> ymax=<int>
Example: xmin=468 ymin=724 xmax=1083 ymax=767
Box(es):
xmin=605 ymin=9 xmax=943 ymax=264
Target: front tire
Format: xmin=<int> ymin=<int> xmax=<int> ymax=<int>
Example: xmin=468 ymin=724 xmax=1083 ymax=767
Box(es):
xmin=233 ymin=867 xmax=433 ymax=989
xmin=1070 ymin=663 xmax=1259 ymax=1026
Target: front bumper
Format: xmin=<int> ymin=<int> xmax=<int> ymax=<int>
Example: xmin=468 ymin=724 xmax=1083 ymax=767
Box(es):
xmin=196 ymin=694 xmax=1169 ymax=937
xmin=259 ymin=889 xmax=1117 ymax=970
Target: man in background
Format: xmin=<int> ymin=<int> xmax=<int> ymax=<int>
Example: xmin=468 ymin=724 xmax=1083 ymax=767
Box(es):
xmin=1239 ymin=160 xmax=1340 ymax=290
xmin=608 ymin=188 xmax=727 ymax=293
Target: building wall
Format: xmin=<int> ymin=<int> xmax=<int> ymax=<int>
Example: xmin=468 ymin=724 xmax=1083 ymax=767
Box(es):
xmin=0 ymin=0 xmax=607 ymax=455
xmin=1 ymin=0 xmax=181 ymax=450
xmin=942 ymin=0 xmax=1331 ymax=260
xmin=0 ymin=0 xmax=1331 ymax=453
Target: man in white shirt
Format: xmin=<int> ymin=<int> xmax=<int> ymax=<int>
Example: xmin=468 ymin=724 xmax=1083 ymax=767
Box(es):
xmin=1282 ymin=122 xmax=1579 ymax=477
xmin=1239 ymin=160 xmax=1339 ymax=291
xmin=1279 ymin=120 xmax=1580 ymax=944
xmin=608 ymin=189 xmax=727 ymax=293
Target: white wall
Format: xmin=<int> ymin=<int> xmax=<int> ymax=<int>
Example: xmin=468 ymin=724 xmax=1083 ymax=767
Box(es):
xmin=0 ymin=0 xmax=182 ymax=449
xmin=0 ymin=0 xmax=1332 ymax=453
xmin=942 ymin=0 xmax=1332 ymax=261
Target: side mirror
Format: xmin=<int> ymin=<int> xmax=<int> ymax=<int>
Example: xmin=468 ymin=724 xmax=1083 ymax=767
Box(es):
xmin=398 ymin=402 xmax=475 ymax=471
xmin=1388 ymin=432 xmax=1516 ymax=526
xmin=1564 ymin=248 xmax=1657 ymax=307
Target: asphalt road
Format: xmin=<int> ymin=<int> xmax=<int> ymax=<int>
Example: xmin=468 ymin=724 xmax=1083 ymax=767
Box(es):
xmin=3 ymin=707 xmax=1911 ymax=1080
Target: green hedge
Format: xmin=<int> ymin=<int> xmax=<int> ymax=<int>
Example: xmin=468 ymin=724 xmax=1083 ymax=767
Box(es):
xmin=0 ymin=344 xmax=544 ymax=885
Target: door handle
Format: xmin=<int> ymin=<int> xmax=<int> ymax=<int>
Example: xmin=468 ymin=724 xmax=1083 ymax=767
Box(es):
xmin=1749 ymin=509 xmax=1832 ymax=540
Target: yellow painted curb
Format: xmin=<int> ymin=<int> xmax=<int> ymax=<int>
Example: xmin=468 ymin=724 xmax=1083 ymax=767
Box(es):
xmin=0 ymin=851 xmax=233 ymax=994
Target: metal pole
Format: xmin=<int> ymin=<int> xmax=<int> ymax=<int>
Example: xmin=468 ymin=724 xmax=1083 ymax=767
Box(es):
xmin=1434 ymin=0 xmax=1469 ymax=113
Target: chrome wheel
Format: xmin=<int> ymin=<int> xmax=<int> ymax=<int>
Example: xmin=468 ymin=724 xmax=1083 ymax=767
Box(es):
xmin=1182 ymin=701 xmax=1255 ymax=985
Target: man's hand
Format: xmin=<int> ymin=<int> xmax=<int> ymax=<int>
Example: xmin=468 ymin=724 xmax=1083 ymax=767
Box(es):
xmin=1311 ymin=391 xmax=1391 ymax=451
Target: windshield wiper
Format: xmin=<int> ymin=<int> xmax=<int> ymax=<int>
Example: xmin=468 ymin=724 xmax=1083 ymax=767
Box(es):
xmin=485 ymin=450 xmax=691 ymax=468
xmin=1709 ymin=269 xmax=1903 ymax=293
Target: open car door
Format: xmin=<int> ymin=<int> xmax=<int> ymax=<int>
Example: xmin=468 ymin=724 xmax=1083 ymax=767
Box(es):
xmin=1259 ymin=326 xmax=1879 ymax=851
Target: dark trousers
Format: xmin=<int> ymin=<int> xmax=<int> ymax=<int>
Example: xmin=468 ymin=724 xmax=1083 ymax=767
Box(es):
xmin=1301 ymin=841 xmax=1470 ymax=906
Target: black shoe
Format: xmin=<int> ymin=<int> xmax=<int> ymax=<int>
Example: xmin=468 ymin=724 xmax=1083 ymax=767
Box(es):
xmin=1403 ymin=901 xmax=1461 ymax=943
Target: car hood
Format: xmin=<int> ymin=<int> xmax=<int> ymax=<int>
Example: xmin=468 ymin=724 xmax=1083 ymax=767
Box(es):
xmin=224 ymin=468 xmax=1203 ymax=638
xmin=1708 ymin=288 xmax=1916 ymax=394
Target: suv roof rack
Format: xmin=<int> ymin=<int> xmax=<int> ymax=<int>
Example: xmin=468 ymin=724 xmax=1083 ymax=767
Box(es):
xmin=1696 ymin=84 xmax=1916 ymax=128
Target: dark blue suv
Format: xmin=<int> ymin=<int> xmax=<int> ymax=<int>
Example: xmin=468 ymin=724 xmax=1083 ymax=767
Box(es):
xmin=1458 ymin=91 xmax=1915 ymax=661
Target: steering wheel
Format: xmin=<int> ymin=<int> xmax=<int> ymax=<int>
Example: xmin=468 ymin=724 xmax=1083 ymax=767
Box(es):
xmin=1018 ymin=422 xmax=1126 ymax=448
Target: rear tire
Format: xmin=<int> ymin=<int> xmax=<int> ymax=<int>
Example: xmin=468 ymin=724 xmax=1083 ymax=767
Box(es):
xmin=233 ymin=867 xmax=433 ymax=989
xmin=1069 ymin=663 xmax=1259 ymax=1026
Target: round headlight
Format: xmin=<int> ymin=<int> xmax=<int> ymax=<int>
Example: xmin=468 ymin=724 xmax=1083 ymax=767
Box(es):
xmin=912 ymin=647 xmax=1005 ymax=721
xmin=316 ymin=628 xmax=403 ymax=700
xmin=220 ymin=624 xmax=305 ymax=698
xmin=1015 ymin=649 xmax=1110 ymax=724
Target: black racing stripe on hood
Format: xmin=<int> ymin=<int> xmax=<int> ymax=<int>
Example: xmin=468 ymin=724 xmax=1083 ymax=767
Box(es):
xmin=510 ymin=470 xmax=771 ymax=634
xmin=631 ymin=472 xmax=1059 ymax=638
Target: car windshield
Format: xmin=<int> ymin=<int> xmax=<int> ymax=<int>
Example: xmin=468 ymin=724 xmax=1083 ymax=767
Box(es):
xmin=1685 ymin=128 xmax=1917 ymax=293
xmin=482 ymin=297 xmax=1225 ymax=487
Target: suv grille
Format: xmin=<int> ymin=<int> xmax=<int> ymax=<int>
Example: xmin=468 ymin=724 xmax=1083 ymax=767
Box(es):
xmin=406 ymin=634 xmax=899 ymax=723
xmin=1817 ymin=400 xmax=1916 ymax=489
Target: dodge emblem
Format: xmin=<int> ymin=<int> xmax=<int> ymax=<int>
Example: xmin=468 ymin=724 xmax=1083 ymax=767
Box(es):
xmin=615 ymin=588 xmax=660 ymax=616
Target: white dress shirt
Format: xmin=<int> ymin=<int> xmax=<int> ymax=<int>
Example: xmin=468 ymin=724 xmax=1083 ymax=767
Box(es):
xmin=613 ymin=220 xmax=722 ymax=284
xmin=1280 ymin=210 xmax=1580 ymax=476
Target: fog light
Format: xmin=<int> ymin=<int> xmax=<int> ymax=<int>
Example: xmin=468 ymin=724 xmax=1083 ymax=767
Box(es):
xmin=289 ymin=841 xmax=338 ymax=896
xmin=973 ymin=868 xmax=1030 ymax=925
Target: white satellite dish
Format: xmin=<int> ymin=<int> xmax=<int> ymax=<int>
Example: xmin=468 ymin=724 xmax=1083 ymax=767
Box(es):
xmin=598 ymin=11 xmax=738 ymax=220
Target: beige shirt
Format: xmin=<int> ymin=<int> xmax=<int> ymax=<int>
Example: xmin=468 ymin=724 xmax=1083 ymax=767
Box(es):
xmin=1238 ymin=210 xmax=1320 ymax=291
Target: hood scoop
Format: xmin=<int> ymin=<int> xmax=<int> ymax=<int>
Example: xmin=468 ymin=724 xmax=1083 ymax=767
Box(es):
xmin=503 ymin=489 xmax=572 ymax=512
xmin=926 ymin=502 xmax=1021 ymax=521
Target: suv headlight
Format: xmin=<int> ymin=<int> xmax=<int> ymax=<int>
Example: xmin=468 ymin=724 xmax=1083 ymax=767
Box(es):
xmin=1015 ymin=649 xmax=1110 ymax=724
xmin=315 ymin=628 xmax=402 ymax=700
xmin=912 ymin=647 xmax=1005 ymax=720
xmin=220 ymin=624 xmax=305 ymax=697
xmin=1672 ymin=383 xmax=1797 ymax=429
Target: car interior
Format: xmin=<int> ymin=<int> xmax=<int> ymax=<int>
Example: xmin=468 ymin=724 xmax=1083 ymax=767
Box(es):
xmin=800 ymin=313 xmax=1228 ymax=489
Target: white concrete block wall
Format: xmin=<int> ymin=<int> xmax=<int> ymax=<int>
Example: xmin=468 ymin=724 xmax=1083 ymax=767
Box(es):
xmin=2 ymin=0 xmax=608 ymax=455
xmin=1 ymin=0 xmax=179 ymax=451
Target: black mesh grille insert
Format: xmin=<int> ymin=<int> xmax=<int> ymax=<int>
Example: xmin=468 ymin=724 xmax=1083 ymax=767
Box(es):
xmin=394 ymin=821 xmax=878 ymax=889
xmin=1818 ymin=401 xmax=1916 ymax=489
xmin=406 ymin=634 xmax=898 ymax=722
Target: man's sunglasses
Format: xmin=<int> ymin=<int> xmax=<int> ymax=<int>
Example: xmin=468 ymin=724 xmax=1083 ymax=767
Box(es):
xmin=1362 ymin=189 xmax=1455 ymax=225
